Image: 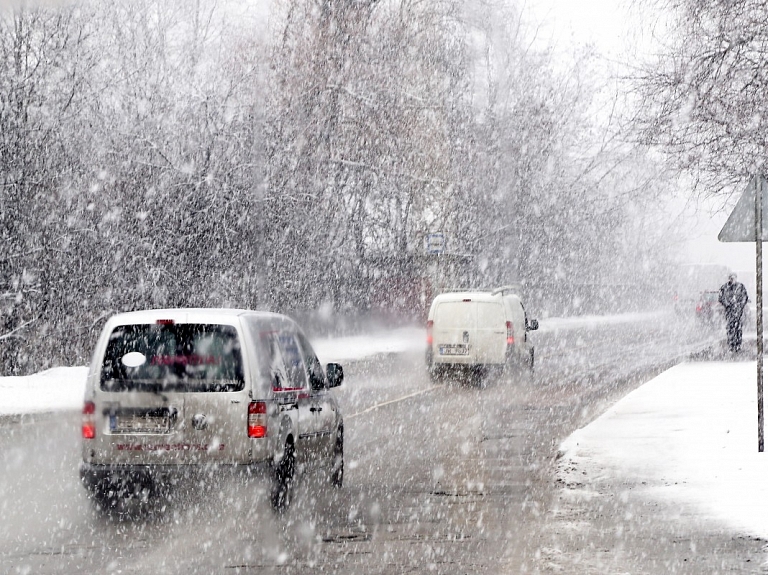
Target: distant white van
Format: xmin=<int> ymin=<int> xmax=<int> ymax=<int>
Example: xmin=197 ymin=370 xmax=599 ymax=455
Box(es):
xmin=425 ymin=287 xmax=538 ymax=381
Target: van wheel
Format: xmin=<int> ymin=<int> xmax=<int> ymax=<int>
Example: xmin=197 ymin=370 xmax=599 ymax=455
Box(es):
xmin=429 ymin=364 xmax=445 ymax=383
xmin=503 ymin=355 xmax=518 ymax=380
xmin=270 ymin=442 xmax=295 ymax=512
xmin=330 ymin=427 xmax=344 ymax=488
xmin=90 ymin=486 xmax=120 ymax=512
xmin=529 ymin=348 xmax=535 ymax=371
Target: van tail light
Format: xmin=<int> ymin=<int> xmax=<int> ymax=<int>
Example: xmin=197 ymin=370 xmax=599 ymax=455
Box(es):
xmin=506 ymin=321 xmax=515 ymax=346
xmin=426 ymin=320 xmax=434 ymax=345
xmin=248 ymin=401 xmax=268 ymax=438
xmin=82 ymin=401 xmax=96 ymax=440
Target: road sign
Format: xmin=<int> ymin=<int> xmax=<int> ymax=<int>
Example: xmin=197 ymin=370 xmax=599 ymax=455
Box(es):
xmin=426 ymin=233 xmax=445 ymax=254
xmin=719 ymin=174 xmax=766 ymax=452
xmin=719 ymin=175 xmax=768 ymax=241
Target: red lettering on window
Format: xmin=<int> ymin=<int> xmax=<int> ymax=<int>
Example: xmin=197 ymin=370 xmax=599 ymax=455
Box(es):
xmin=150 ymin=355 xmax=220 ymax=366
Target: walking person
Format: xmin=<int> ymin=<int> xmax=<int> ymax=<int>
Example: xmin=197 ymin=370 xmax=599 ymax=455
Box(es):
xmin=718 ymin=273 xmax=749 ymax=353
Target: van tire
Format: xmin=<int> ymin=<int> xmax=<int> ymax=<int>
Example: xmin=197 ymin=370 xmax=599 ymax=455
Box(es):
xmin=270 ymin=441 xmax=295 ymax=511
xmin=529 ymin=348 xmax=535 ymax=371
xmin=330 ymin=427 xmax=344 ymax=488
xmin=90 ymin=486 xmax=120 ymax=512
xmin=429 ymin=364 xmax=445 ymax=383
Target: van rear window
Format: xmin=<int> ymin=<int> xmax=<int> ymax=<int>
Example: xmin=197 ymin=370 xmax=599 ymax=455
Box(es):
xmin=100 ymin=324 xmax=244 ymax=392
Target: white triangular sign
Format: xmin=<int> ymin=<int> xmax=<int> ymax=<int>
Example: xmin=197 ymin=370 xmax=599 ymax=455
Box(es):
xmin=719 ymin=175 xmax=768 ymax=242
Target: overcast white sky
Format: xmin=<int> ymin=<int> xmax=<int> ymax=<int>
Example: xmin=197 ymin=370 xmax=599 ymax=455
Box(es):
xmin=523 ymin=0 xmax=631 ymax=56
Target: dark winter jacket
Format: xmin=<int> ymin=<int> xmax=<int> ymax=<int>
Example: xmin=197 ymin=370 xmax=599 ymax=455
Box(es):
xmin=719 ymin=280 xmax=749 ymax=315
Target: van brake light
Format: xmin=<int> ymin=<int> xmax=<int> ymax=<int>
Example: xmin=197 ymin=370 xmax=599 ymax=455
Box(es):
xmin=248 ymin=401 xmax=268 ymax=438
xmin=82 ymin=401 xmax=96 ymax=439
xmin=506 ymin=321 xmax=515 ymax=345
xmin=426 ymin=320 xmax=434 ymax=345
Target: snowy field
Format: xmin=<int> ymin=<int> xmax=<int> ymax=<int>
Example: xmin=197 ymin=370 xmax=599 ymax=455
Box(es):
xmin=2 ymin=311 xmax=765 ymax=541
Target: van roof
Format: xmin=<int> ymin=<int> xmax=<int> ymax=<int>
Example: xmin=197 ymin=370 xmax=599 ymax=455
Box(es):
xmin=432 ymin=290 xmax=521 ymax=303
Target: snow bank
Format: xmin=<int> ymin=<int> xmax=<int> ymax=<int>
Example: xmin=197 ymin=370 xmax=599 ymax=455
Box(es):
xmin=0 ymin=366 xmax=88 ymax=416
xmin=311 ymin=326 xmax=425 ymax=363
xmin=0 ymin=315 xmax=668 ymax=416
xmin=538 ymin=311 xmax=667 ymax=333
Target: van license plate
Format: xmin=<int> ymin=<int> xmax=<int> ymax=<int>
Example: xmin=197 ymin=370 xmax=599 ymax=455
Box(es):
xmin=439 ymin=344 xmax=468 ymax=356
xmin=110 ymin=412 xmax=171 ymax=434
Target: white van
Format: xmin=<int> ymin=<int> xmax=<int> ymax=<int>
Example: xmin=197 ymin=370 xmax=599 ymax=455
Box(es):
xmin=425 ymin=287 xmax=538 ymax=381
xmin=79 ymin=308 xmax=344 ymax=511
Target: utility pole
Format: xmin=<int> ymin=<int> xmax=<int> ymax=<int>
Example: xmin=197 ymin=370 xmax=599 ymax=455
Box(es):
xmin=756 ymin=176 xmax=764 ymax=452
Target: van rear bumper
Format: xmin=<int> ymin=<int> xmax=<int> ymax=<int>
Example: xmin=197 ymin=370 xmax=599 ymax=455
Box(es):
xmin=431 ymin=355 xmax=505 ymax=366
xmin=79 ymin=461 xmax=272 ymax=495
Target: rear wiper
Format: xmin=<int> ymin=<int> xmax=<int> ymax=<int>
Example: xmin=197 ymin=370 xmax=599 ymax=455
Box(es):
xmin=143 ymin=383 xmax=169 ymax=402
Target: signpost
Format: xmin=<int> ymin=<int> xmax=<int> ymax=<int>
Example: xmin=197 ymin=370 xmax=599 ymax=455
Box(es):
xmin=426 ymin=233 xmax=445 ymax=255
xmin=719 ymin=175 xmax=766 ymax=452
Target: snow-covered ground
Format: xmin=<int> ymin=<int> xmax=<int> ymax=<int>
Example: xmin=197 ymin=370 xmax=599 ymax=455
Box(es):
xmin=2 ymin=311 xmax=765 ymax=540
xmin=0 ymin=366 xmax=89 ymax=416
xmin=559 ymin=359 xmax=768 ymax=539
xmin=535 ymin=310 xmax=668 ymax=332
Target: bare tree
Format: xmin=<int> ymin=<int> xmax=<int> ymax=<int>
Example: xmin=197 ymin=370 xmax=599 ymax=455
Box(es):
xmin=0 ymin=4 xmax=99 ymax=372
xmin=0 ymin=0 xmax=271 ymax=373
xmin=264 ymin=0 xmax=473 ymax=313
xmin=634 ymin=0 xmax=768 ymax=196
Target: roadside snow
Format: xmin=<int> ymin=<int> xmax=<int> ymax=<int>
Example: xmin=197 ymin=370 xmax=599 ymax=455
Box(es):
xmin=537 ymin=310 xmax=667 ymax=332
xmin=0 ymin=367 xmax=88 ymax=416
xmin=311 ymin=312 xmax=669 ymax=360
xmin=559 ymin=360 xmax=768 ymax=538
xmin=0 ymin=311 xmax=679 ymax=416
xmin=311 ymin=326 xmax=426 ymax=363
xmin=0 ymin=328 xmax=427 ymax=416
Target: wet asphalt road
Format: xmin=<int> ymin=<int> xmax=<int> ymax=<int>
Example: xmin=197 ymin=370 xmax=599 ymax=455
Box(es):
xmin=0 ymin=314 xmax=744 ymax=574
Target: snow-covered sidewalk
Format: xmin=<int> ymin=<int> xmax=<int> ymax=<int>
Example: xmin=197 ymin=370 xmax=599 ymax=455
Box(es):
xmin=558 ymin=359 xmax=768 ymax=539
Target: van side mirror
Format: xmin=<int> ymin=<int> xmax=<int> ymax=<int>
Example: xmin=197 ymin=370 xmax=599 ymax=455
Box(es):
xmin=527 ymin=319 xmax=539 ymax=331
xmin=326 ymin=363 xmax=344 ymax=388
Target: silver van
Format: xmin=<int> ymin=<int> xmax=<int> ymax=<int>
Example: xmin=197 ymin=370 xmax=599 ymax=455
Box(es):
xmin=426 ymin=287 xmax=538 ymax=381
xmin=79 ymin=308 xmax=344 ymax=510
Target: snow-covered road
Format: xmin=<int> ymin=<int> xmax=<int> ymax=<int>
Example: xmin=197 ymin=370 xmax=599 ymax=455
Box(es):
xmin=0 ymin=311 xmax=763 ymax=571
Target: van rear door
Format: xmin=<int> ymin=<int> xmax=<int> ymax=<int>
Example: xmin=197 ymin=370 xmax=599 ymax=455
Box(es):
xmin=434 ymin=301 xmax=475 ymax=361
xmin=96 ymin=322 xmax=250 ymax=465
xmin=433 ymin=300 xmax=506 ymax=364
xmin=474 ymin=301 xmax=506 ymax=363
